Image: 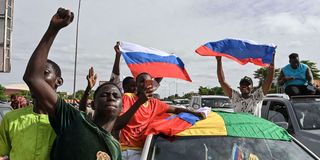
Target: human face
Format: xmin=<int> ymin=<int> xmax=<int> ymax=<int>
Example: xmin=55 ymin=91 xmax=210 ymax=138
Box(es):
xmin=44 ymin=63 xmax=60 ymax=89
xmin=136 ymin=74 xmax=152 ymax=94
xmin=94 ymin=84 xmax=122 ymax=118
xmin=238 ymin=82 xmax=252 ymax=95
xmin=123 ymin=79 xmax=136 ymax=93
xmin=289 ymin=57 xmax=300 ymax=69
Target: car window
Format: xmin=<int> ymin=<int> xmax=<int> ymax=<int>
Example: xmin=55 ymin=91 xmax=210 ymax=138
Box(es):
xmin=149 ymin=136 xmax=314 ymax=160
xmin=293 ymin=101 xmax=320 ymax=130
xmin=267 ymin=101 xmax=288 ymax=123
xmin=201 ymin=98 xmax=231 ymax=108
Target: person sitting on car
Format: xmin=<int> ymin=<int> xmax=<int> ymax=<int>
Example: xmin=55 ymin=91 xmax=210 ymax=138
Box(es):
xmin=278 ymin=53 xmax=320 ymax=97
xmin=215 ymin=55 xmax=275 ymax=117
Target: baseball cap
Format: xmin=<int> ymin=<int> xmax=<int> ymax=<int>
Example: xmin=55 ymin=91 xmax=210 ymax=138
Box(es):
xmin=239 ymin=76 xmax=253 ymax=86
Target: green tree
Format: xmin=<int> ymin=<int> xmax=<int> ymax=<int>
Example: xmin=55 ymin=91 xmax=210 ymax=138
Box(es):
xmin=301 ymin=60 xmax=320 ymax=79
xmin=75 ymin=90 xmax=85 ymax=100
xmin=198 ymin=86 xmax=224 ymax=95
xmin=253 ymin=67 xmax=280 ymax=93
xmin=253 ymin=67 xmax=280 ymax=85
xmin=182 ymin=91 xmax=198 ymax=99
xmin=211 ymin=86 xmax=224 ymax=95
xmin=57 ymin=92 xmax=68 ymax=99
xmin=0 ymin=84 xmax=7 ymax=101
xmin=198 ymin=86 xmax=215 ymax=95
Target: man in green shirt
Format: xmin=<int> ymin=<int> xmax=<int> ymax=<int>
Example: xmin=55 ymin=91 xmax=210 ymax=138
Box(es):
xmin=23 ymin=8 xmax=122 ymax=160
xmin=0 ymin=96 xmax=57 ymax=160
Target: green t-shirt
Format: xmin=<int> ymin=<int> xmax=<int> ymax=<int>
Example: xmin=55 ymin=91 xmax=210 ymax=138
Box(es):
xmin=49 ymin=98 xmax=121 ymax=160
xmin=0 ymin=106 xmax=56 ymax=160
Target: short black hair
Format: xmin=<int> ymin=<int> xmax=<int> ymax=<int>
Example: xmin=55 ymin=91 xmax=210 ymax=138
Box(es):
xmin=136 ymin=72 xmax=150 ymax=81
xmin=239 ymin=76 xmax=253 ymax=86
xmin=47 ymin=59 xmax=61 ymax=77
xmin=93 ymin=82 xmax=122 ymax=99
xmin=122 ymin=76 xmax=134 ymax=87
xmin=289 ymin=53 xmax=299 ymax=60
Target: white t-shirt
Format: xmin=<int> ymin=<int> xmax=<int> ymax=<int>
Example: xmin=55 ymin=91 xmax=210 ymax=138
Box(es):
xmin=231 ymin=87 xmax=264 ymax=117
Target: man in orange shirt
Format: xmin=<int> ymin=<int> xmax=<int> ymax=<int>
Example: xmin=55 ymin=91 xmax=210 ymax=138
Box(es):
xmin=114 ymin=72 xmax=205 ymax=160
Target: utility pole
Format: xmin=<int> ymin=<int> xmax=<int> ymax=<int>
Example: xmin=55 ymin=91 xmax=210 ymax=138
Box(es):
xmin=73 ymin=0 xmax=81 ymax=99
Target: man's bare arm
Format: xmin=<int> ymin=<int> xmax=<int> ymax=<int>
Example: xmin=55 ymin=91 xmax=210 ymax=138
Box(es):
xmin=262 ymin=54 xmax=275 ymax=95
xmin=110 ymin=42 xmax=121 ymax=80
xmin=113 ymin=87 xmax=152 ymax=130
xmin=23 ymin=8 xmax=74 ymax=117
xmin=216 ymin=56 xmax=232 ymax=98
xmin=306 ymin=67 xmax=314 ymax=84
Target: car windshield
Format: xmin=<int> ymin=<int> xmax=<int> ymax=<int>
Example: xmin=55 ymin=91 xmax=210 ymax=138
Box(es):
xmin=201 ymin=98 xmax=232 ymax=108
xmin=150 ymin=136 xmax=314 ymax=160
xmin=292 ymin=100 xmax=320 ymax=130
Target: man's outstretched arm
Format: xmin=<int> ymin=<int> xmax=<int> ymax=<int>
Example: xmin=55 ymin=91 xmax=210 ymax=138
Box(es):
xmin=216 ymin=56 xmax=232 ymax=98
xmin=23 ymin=8 xmax=74 ymax=117
xmin=111 ymin=42 xmax=121 ymax=77
xmin=262 ymin=54 xmax=275 ymax=95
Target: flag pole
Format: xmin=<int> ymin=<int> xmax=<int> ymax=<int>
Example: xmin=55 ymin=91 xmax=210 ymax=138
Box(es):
xmin=73 ymin=0 xmax=81 ymax=99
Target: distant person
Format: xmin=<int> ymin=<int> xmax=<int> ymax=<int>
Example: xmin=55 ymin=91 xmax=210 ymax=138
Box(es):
xmin=215 ymin=55 xmax=275 ymax=117
xmin=10 ymin=94 xmax=28 ymax=109
xmin=114 ymin=72 xmax=206 ymax=160
xmin=110 ymin=42 xmax=162 ymax=94
xmin=278 ymin=53 xmax=319 ymax=96
xmin=22 ymin=8 xmax=121 ymax=159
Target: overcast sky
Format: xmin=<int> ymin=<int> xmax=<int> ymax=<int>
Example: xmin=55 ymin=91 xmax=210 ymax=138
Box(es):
xmin=1 ymin=0 xmax=320 ymax=98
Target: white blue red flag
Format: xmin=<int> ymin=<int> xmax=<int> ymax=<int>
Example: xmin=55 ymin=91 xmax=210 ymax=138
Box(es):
xmin=119 ymin=42 xmax=192 ymax=81
xmin=196 ymin=38 xmax=276 ymax=66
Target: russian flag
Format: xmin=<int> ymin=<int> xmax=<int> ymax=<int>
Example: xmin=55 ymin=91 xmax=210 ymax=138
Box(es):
xmin=119 ymin=42 xmax=192 ymax=82
xmin=196 ymin=38 xmax=276 ymax=66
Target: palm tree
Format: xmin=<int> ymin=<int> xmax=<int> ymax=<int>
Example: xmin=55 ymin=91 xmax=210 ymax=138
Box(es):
xmin=301 ymin=60 xmax=320 ymax=79
xmin=253 ymin=67 xmax=280 ymax=93
xmin=253 ymin=67 xmax=280 ymax=85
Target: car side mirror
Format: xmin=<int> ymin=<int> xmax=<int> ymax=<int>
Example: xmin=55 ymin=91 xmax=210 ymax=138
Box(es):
xmin=275 ymin=122 xmax=289 ymax=130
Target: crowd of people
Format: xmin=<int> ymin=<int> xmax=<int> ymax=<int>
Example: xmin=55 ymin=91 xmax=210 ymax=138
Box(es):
xmin=1 ymin=7 xmax=320 ymax=160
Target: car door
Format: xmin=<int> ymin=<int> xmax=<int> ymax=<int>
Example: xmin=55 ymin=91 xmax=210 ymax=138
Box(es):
xmin=261 ymin=99 xmax=294 ymax=133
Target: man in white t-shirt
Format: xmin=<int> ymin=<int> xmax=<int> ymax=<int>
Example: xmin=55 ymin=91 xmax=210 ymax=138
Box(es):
xmin=215 ymin=56 xmax=275 ymax=117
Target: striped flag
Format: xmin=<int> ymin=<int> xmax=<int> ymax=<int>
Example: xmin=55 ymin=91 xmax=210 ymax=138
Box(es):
xmin=119 ymin=42 xmax=192 ymax=81
xmin=177 ymin=112 xmax=291 ymax=141
xmin=196 ymin=38 xmax=276 ymax=66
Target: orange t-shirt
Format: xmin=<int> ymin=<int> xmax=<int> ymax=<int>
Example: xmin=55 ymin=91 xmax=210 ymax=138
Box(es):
xmin=119 ymin=93 xmax=169 ymax=149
